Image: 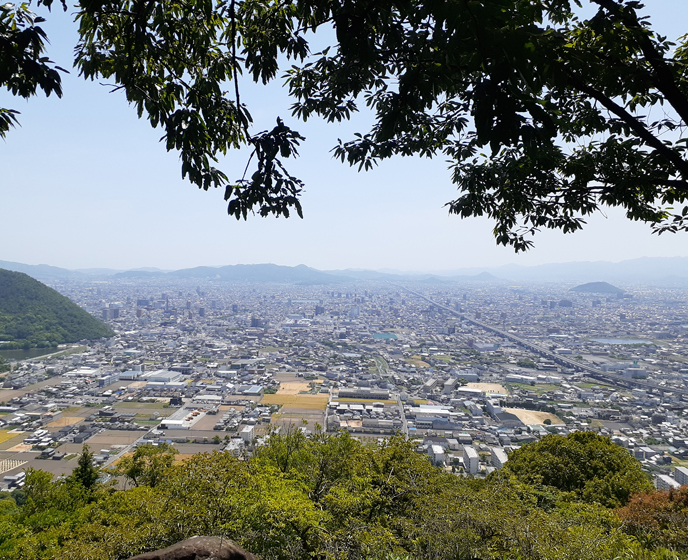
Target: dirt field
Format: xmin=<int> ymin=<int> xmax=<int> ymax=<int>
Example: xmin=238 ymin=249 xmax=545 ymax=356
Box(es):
xmin=47 ymin=417 xmax=82 ymax=428
xmin=7 ymin=444 xmax=32 ymax=453
xmin=86 ymin=431 xmax=143 ymax=446
xmin=275 ymin=380 xmax=322 ymax=395
xmin=261 ymin=394 xmax=328 ymax=409
xmin=504 ymin=408 xmax=562 ymax=425
xmin=467 ymin=383 xmax=508 ymax=394
xmin=109 ymin=449 xmax=194 ymax=469
xmin=172 ymin=443 xmax=224 ymax=456
xmin=0 ymin=454 xmax=75 ymax=478
xmin=189 ymin=414 xmax=219 ymax=431
xmin=271 ymin=407 xmax=325 ymax=431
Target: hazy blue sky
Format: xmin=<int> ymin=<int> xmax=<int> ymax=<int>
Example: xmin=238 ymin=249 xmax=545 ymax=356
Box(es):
xmin=2 ymin=1 xmax=687 ymax=271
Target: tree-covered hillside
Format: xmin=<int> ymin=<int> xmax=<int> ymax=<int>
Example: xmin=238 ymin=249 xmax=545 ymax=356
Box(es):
xmin=571 ymin=282 xmax=624 ymax=295
xmin=0 ymin=269 xmax=113 ymax=348
xmin=0 ymin=431 xmax=680 ymax=560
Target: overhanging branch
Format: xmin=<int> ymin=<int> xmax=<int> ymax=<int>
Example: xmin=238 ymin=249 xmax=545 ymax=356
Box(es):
xmin=566 ymin=73 xmax=688 ymax=179
xmin=590 ymin=0 xmax=688 ymax=126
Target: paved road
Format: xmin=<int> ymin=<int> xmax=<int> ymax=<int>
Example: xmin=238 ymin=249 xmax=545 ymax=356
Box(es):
xmin=396 ymin=394 xmax=409 ymax=434
xmin=402 ymin=287 xmax=688 ymax=398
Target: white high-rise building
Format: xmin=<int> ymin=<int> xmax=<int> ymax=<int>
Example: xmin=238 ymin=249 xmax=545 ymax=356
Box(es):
xmin=463 ymin=445 xmax=479 ymax=474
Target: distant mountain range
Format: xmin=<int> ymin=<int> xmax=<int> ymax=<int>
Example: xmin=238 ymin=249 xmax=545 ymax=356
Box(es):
xmin=424 ymin=257 xmax=688 ymax=285
xmin=0 ymin=260 xmax=500 ymax=285
xmin=0 ymin=269 xmax=114 ymax=347
xmin=3 ymin=257 xmax=688 ymax=285
xmin=115 ymin=264 xmax=344 ymax=284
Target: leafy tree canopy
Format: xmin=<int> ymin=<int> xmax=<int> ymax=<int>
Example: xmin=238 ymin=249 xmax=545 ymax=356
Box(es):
xmin=4 ymin=0 xmax=688 ymax=248
xmin=111 ymin=442 xmax=177 ymax=488
xmin=617 ymin=485 xmax=688 ymax=551
xmin=71 ymin=444 xmax=100 ymax=491
xmin=0 ymin=429 xmax=658 ymax=560
xmin=502 ymin=431 xmax=653 ymax=507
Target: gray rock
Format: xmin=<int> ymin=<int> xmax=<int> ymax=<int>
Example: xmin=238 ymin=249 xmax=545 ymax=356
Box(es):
xmin=127 ymin=536 xmax=257 ymax=560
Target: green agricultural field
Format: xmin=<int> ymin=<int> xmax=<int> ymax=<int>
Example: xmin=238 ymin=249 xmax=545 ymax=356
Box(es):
xmin=433 ymin=354 xmax=452 ymax=363
xmin=406 ymin=356 xmax=430 ymax=368
xmin=579 ymin=382 xmax=617 ymax=390
xmin=115 ymin=402 xmax=169 ymax=409
xmin=509 ymin=383 xmax=561 ymax=395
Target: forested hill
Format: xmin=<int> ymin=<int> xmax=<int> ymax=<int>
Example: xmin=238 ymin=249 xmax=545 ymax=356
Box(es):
xmin=571 ymin=281 xmax=624 ymax=294
xmin=0 ymin=269 xmax=113 ymax=347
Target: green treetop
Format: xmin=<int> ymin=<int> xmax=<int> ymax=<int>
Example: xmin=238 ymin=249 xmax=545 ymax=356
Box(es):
xmin=502 ymin=431 xmax=653 ymax=507
xmin=72 ymin=444 xmax=99 ymax=490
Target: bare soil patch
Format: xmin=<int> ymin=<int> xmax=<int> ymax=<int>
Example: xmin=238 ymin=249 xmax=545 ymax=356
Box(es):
xmin=7 ymin=443 xmax=32 ymax=453
xmin=503 ymin=408 xmax=562 ymax=425
xmin=47 ymin=417 xmax=82 ymax=428
xmin=275 ymin=378 xmax=323 ymax=395
xmin=271 ymin=408 xmax=325 ymax=431
xmin=467 ymin=383 xmax=508 ymax=394
xmin=190 ymin=414 xmax=219 ymax=431
xmin=86 ymin=431 xmax=143 ymax=446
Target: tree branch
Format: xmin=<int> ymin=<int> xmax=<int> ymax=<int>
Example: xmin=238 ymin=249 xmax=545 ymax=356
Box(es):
xmin=230 ymin=0 xmax=241 ymax=113
xmin=660 ymin=179 xmax=688 ymax=191
xmin=590 ymin=0 xmax=688 ymax=126
xmin=566 ymin=72 xmax=688 ymax=179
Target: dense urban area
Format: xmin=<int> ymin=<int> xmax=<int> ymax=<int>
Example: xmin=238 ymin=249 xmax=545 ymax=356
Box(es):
xmin=2 ymin=274 xmax=688 ymax=493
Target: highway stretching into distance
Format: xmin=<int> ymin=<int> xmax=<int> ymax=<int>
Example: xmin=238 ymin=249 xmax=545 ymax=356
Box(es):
xmin=402 ymin=287 xmax=688 ymax=399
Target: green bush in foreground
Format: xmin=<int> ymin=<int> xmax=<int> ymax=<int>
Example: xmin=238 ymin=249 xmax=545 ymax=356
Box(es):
xmin=0 ymin=433 xmax=680 ymax=560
